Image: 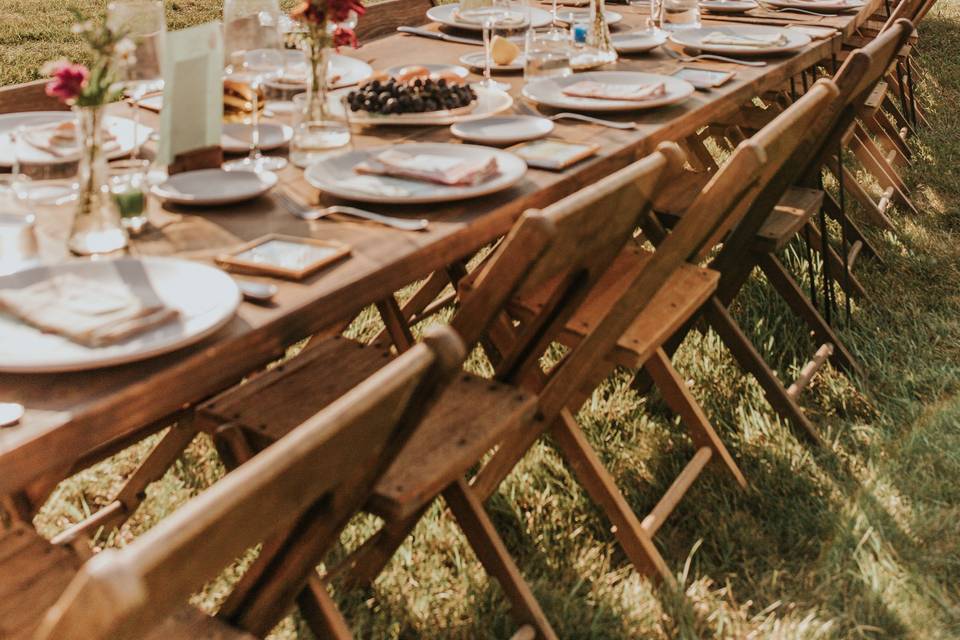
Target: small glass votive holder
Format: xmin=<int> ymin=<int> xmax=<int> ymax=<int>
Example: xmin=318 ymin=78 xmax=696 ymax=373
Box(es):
xmin=108 ymin=159 xmax=151 ymax=235
xmin=289 ymin=93 xmax=352 ymax=169
xmin=0 ymin=176 xmax=39 ymax=276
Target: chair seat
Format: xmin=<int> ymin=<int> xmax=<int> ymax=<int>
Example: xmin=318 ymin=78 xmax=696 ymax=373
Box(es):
xmin=510 ymin=243 xmax=719 ymax=369
xmin=0 ymin=524 xmax=251 ymax=640
xmin=199 ymin=336 xmax=539 ymax=521
xmin=654 ymin=170 xmax=823 ymax=251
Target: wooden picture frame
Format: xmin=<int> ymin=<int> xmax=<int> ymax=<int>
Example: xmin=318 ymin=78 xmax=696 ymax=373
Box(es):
xmin=215 ymin=234 xmax=351 ymax=280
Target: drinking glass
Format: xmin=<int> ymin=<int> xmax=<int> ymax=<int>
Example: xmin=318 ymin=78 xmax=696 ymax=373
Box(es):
xmin=0 ymin=175 xmax=38 ymax=276
xmin=223 ymin=0 xmax=288 ymax=172
xmin=524 ymin=26 xmax=573 ymax=80
xmin=660 ymin=0 xmax=700 ymax=30
xmin=628 ymin=0 xmax=663 ymax=31
xmin=462 ymin=0 xmax=513 ymax=91
xmin=107 ymin=0 xmax=166 ymax=160
xmin=109 ymin=159 xmax=151 ymax=234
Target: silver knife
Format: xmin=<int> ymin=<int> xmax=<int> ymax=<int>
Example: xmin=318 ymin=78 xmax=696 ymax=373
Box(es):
xmin=397 ymin=26 xmax=484 ymax=46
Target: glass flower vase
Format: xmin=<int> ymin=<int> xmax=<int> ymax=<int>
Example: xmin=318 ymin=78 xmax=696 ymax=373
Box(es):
xmin=586 ymin=0 xmax=618 ymax=66
xmin=290 ymin=44 xmax=351 ymax=168
xmin=67 ymin=106 xmax=128 ymax=256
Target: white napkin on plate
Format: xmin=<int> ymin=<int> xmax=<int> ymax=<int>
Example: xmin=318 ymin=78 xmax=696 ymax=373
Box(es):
xmin=562 ymin=80 xmax=667 ymax=102
xmin=356 ymin=150 xmax=500 ymax=186
xmin=701 ymin=31 xmax=788 ymax=46
xmin=0 ymin=273 xmax=179 ymax=347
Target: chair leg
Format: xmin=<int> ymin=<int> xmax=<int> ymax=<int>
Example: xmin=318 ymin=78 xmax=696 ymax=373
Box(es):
xmin=643 ymin=348 xmax=747 ymax=489
xmin=443 ymin=478 xmax=559 ymax=640
xmin=757 ymin=253 xmax=865 ymax=382
xmin=299 ymin=574 xmax=354 ymax=640
xmin=50 ymin=419 xmax=201 ymax=545
xmin=802 ymin=220 xmax=870 ymax=301
xmin=824 ymin=157 xmax=898 ymax=236
xmin=849 ymin=127 xmax=919 ymax=216
xmin=549 ymin=409 xmax=675 ymax=583
xmin=703 ymin=297 xmax=823 ymax=445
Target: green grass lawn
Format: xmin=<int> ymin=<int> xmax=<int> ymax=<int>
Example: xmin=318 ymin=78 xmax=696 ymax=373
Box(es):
xmin=4 ymin=1 xmax=960 ymax=638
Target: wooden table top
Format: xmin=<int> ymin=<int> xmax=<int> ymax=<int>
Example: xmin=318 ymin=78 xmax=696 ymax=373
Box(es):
xmin=0 ymin=1 xmax=880 ymax=496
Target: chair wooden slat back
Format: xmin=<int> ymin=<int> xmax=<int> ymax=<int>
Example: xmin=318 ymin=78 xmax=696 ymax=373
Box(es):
xmin=354 ymin=0 xmax=437 ymax=41
xmin=0 ymin=80 xmax=64 ymax=115
xmin=850 ymin=19 xmax=915 ymax=99
xmin=34 ymin=327 xmax=466 ymax=640
xmin=690 ymin=79 xmax=843 ymax=265
xmin=451 ymin=143 xmax=685 ymax=387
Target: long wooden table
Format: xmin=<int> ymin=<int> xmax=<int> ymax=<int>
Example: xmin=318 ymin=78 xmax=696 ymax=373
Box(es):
xmin=0 ymin=1 xmax=880 ymax=499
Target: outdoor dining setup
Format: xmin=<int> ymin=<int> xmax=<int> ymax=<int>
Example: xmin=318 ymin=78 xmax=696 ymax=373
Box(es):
xmin=0 ymin=0 xmax=937 ymax=634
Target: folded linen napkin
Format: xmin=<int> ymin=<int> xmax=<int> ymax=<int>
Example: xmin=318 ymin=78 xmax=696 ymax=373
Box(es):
xmin=21 ymin=122 xmax=120 ymax=159
xmin=454 ymin=8 xmax=528 ymax=27
xmin=355 ymin=150 xmax=500 ymax=186
xmin=0 ymin=273 xmax=180 ymax=347
xmin=561 ymin=81 xmax=667 ymax=102
xmin=700 ymin=31 xmax=788 ymax=47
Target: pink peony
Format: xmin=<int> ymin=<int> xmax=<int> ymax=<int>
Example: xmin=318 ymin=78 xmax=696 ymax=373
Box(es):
xmin=332 ymin=25 xmax=358 ymax=48
xmin=43 ymin=61 xmax=89 ymax=104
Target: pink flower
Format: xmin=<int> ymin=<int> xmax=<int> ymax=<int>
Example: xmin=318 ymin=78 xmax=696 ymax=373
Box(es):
xmin=333 ymin=26 xmax=358 ymax=48
xmin=43 ymin=61 xmax=89 ymax=104
xmin=327 ymin=0 xmax=364 ymax=24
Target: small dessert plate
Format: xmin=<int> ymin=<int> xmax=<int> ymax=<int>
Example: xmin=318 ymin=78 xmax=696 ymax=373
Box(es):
xmin=383 ymin=63 xmax=470 ymax=79
xmin=460 ymin=51 xmax=526 ymax=72
xmin=222 ymin=123 xmax=293 ymax=153
xmin=450 ymin=115 xmax=554 ymax=145
xmin=151 ymin=169 xmax=278 ymax=206
xmin=612 ymin=30 xmax=669 ymax=54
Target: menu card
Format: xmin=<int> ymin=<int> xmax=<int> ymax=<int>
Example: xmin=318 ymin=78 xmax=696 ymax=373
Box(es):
xmin=157 ymin=22 xmax=223 ymax=167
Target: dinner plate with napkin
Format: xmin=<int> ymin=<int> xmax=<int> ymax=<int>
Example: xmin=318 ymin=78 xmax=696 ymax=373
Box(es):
xmin=305 ymin=143 xmax=527 ymax=204
xmin=0 ymin=258 xmax=240 ymax=372
xmin=523 ymin=71 xmax=695 ymax=112
xmin=669 ymin=25 xmax=811 ymax=55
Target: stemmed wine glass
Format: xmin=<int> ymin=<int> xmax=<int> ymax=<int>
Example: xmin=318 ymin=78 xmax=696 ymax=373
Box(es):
xmin=223 ymin=0 xmax=287 ymax=172
xmin=107 ymin=0 xmax=166 ymax=160
xmin=462 ymin=0 xmax=513 ymax=91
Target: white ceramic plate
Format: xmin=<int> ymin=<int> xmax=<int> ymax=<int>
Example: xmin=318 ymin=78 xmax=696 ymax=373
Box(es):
xmin=612 ymin=29 xmax=669 ymax=53
xmin=451 ymin=115 xmax=554 ymax=144
xmin=151 ymin=169 xmax=278 ymax=206
xmin=669 ymin=25 xmax=811 ymax=55
xmin=271 ymin=52 xmax=373 ymax=89
xmin=700 ymin=0 xmax=760 ymax=12
xmin=222 ymin=123 xmax=293 ymax=153
xmin=384 ymin=63 xmax=470 ymax=79
xmin=427 ymin=3 xmax=553 ymax=31
xmin=0 ymin=257 xmax=240 ymax=373
xmin=555 ymin=9 xmax=623 ymax=25
xmin=0 ymin=112 xmax=153 ymax=167
xmin=460 ymin=51 xmax=525 ymax=72
xmin=522 ymin=71 xmax=695 ymax=112
xmin=764 ymin=0 xmax=864 ymax=10
xmin=330 ymin=86 xmax=513 ymax=126
xmin=304 ymin=142 xmax=527 ymax=204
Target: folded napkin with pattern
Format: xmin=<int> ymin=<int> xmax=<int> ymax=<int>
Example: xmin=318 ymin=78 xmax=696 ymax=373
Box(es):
xmin=561 ymin=80 xmax=667 ymax=101
xmin=21 ymin=121 xmax=119 ymax=159
xmin=0 ymin=273 xmax=180 ymax=347
xmin=355 ymin=150 xmax=500 ymax=186
xmin=700 ymin=31 xmax=788 ymax=47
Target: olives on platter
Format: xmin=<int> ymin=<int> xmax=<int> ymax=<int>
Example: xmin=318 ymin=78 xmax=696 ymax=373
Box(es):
xmin=346 ymin=77 xmax=477 ymax=115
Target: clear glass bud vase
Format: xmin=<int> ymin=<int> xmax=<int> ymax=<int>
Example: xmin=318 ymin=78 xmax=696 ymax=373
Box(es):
xmin=68 ymin=106 xmax=128 ymax=256
xmin=290 ymin=44 xmax=351 ymax=168
xmin=587 ymin=0 xmax=618 ymax=65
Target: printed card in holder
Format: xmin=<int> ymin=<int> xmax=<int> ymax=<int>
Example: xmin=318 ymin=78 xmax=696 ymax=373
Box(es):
xmin=508 ymin=139 xmax=599 ymax=171
xmin=157 ymin=22 xmax=223 ymax=170
xmin=216 ymin=234 xmax=351 ymax=280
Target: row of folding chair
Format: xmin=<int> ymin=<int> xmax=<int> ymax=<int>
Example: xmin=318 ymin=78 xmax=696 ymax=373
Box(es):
xmin=0 ymin=21 xmax=921 ymax=640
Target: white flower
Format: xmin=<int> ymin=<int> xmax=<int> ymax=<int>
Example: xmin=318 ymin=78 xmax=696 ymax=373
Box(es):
xmin=71 ymin=20 xmax=93 ymax=34
xmin=115 ymin=38 xmax=138 ymax=65
xmin=40 ymin=59 xmax=69 ymax=76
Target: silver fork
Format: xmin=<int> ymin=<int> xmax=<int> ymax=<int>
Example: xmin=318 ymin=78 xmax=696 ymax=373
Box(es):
xmin=516 ymin=101 xmax=639 ymax=130
xmin=275 ymin=191 xmax=429 ymax=232
xmin=663 ymin=47 xmax=768 ymax=67
xmin=763 ymin=5 xmax=840 ymax=15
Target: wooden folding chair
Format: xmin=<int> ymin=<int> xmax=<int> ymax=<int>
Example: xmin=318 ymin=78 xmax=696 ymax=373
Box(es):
xmin=642 ymin=25 xmax=914 ymax=443
xmin=0 ymin=328 xmax=464 ymax=640
xmin=194 ymin=144 xmax=685 ymax=637
xmin=464 ymin=81 xmax=838 ymax=588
